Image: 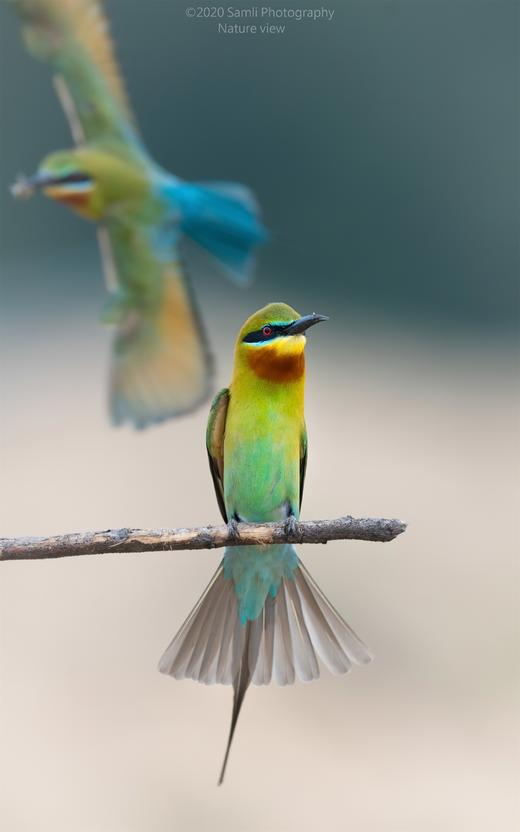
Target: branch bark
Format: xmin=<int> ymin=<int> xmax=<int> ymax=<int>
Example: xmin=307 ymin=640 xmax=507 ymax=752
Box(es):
xmin=0 ymin=516 xmax=406 ymax=562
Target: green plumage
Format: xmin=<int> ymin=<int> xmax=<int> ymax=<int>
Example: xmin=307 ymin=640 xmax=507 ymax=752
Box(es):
xmin=8 ymin=0 xmax=266 ymax=428
xmin=223 ymin=380 xmax=304 ymax=524
xmin=207 ymin=303 xmax=306 ymax=620
xmin=160 ymin=303 xmax=371 ymax=784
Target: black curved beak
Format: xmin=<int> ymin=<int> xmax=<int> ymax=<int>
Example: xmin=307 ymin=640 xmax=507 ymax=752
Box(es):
xmin=10 ymin=171 xmax=91 ymax=198
xmin=10 ymin=173 xmax=57 ymax=198
xmin=286 ymin=313 xmax=329 ymax=335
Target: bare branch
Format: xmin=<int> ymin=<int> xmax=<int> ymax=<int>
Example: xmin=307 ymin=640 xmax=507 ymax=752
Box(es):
xmin=0 ymin=516 xmax=406 ymax=562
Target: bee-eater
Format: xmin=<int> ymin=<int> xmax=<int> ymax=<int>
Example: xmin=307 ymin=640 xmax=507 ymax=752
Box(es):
xmin=7 ymin=0 xmax=266 ymax=428
xmin=159 ymin=302 xmax=372 ymax=784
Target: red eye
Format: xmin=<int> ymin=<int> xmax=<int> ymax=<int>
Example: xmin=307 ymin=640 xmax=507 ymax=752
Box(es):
xmin=262 ymin=325 xmax=272 ymax=337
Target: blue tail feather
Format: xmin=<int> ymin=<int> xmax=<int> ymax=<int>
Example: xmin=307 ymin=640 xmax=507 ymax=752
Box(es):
xmin=170 ymin=180 xmax=268 ymax=285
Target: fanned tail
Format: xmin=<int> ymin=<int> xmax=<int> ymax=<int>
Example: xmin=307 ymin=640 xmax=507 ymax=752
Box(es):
xmin=158 ymin=548 xmax=372 ymax=783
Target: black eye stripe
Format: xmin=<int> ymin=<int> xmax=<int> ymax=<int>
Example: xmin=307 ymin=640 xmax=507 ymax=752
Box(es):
xmin=243 ymin=323 xmax=290 ymax=343
xmin=53 ymin=172 xmax=91 ymax=185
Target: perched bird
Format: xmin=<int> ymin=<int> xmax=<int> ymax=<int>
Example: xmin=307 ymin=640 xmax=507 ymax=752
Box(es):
xmin=8 ymin=0 xmax=266 ymax=428
xmin=159 ymin=302 xmax=372 ymax=784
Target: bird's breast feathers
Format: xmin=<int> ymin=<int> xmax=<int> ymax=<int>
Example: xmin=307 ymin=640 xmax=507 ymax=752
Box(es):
xmin=223 ymin=399 xmax=302 ymax=523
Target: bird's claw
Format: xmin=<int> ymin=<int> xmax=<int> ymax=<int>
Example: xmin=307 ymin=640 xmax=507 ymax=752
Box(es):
xmin=226 ymin=518 xmax=240 ymax=542
xmin=284 ymin=515 xmax=299 ymax=541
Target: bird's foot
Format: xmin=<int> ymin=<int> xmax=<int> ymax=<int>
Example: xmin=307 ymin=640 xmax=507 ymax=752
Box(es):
xmin=100 ymin=295 xmax=125 ymax=325
xmin=226 ymin=518 xmax=241 ymax=543
xmin=100 ymin=291 xmax=134 ymax=327
xmin=283 ymin=514 xmax=299 ymax=541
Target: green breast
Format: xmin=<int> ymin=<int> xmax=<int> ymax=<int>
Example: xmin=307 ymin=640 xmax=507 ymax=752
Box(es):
xmin=223 ymin=383 xmax=302 ymax=523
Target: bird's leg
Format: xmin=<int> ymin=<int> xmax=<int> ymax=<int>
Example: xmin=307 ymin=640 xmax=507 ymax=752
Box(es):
xmin=100 ymin=289 xmax=141 ymax=337
xmin=226 ymin=515 xmax=241 ymax=543
xmin=100 ymin=288 xmax=131 ymax=325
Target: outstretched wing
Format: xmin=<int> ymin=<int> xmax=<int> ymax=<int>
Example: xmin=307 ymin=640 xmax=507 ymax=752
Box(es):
xmin=9 ymin=0 xmax=139 ymax=144
xmin=300 ymin=425 xmax=307 ymax=511
xmin=206 ymin=388 xmax=230 ymax=522
xmin=105 ymin=221 xmax=212 ymax=428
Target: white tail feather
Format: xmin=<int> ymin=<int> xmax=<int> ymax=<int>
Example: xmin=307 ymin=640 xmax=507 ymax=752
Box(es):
xmin=284 ymin=579 xmax=320 ymax=682
xmin=251 ymin=593 xmax=276 ymax=685
xmin=158 ymin=557 xmax=371 ymax=686
xmin=297 ymin=563 xmax=373 ymax=667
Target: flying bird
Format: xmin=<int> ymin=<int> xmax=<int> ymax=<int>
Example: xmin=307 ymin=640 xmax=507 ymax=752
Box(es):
xmin=8 ymin=0 xmax=266 ymax=428
xmin=159 ymin=302 xmax=372 ymax=784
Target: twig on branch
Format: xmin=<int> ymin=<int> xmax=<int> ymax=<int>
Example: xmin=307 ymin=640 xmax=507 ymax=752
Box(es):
xmin=0 ymin=516 xmax=406 ymax=562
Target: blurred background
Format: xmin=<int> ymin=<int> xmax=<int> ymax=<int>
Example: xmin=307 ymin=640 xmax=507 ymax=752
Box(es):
xmin=0 ymin=1 xmax=518 ymax=830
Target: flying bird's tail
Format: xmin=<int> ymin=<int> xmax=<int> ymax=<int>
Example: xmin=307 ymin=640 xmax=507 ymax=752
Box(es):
xmin=173 ymin=181 xmax=268 ymax=286
xmin=109 ymin=262 xmax=211 ymax=428
xmin=158 ymin=545 xmax=372 ymax=784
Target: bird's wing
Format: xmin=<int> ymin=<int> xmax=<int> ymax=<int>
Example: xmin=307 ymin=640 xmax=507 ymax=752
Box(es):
xmin=10 ymin=0 xmax=138 ymax=144
xmin=206 ymin=388 xmax=230 ymax=522
xmin=105 ymin=220 xmax=212 ymax=428
xmin=299 ymin=425 xmax=308 ymax=511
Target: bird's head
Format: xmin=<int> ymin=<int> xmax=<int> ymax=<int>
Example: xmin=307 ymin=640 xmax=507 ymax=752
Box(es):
xmin=10 ymin=148 xmax=148 ymax=221
xmin=235 ymin=302 xmax=328 ymax=383
xmin=11 ymin=149 xmax=102 ymax=219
